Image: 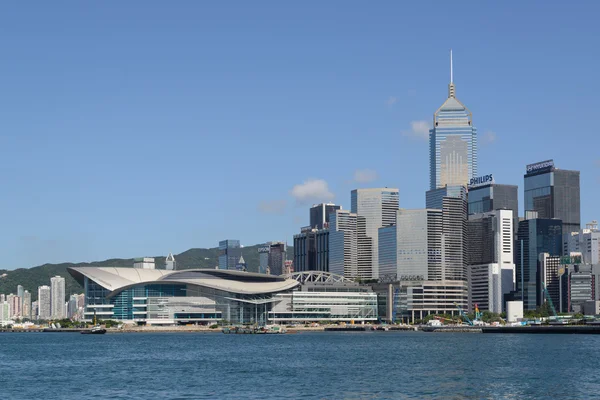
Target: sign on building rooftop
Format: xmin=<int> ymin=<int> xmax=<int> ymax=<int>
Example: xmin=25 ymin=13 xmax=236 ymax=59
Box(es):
xmin=468 ymin=174 xmax=494 ymax=189
xmin=526 ymin=159 xmax=554 ymax=174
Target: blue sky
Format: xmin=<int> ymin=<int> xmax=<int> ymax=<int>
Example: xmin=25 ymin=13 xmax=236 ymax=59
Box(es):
xmin=1 ymin=2 xmax=599 ymax=269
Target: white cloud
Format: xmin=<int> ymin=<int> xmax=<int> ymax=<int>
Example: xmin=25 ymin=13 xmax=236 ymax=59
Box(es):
xmin=290 ymin=179 xmax=334 ymax=204
xmin=401 ymin=120 xmax=430 ymax=140
xmin=353 ymin=169 xmax=378 ymax=183
xmin=481 ymin=130 xmax=497 ymax=145
xmin=257 ymin=200 xmax=287 ymax=215
xmin=386 ymin=96 xmax=397 ymax=107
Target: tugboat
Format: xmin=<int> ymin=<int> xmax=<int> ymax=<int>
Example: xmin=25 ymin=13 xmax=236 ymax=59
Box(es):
xmin=81 ymin=310 xmax=107 ymax=335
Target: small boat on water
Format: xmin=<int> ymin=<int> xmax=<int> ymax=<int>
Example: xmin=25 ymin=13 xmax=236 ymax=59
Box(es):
xmin=81 ymin=310 xmax=107 ymax=334
xmin=81 ymin=325 xmax=107 ymax=335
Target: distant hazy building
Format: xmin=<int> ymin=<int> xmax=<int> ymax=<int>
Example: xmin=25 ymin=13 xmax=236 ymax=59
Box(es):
xmin=165 ymin=253 xmax=176 ymax=271
xmin=310 ymin=203 xmax=341 ymax=230
xmin=50 ymin=276 xmax=66 ymax=319
xmin=10 ymin=295 xmax=20 ymax=318
xmin=429 ymin=51 xmax=477 ymax=190
xmin=38 ymin=285 xmax=51 ymax=320
xmin=258 ymin=244 xmax=271 ymax=274
xmin=257 ymin=242 xmax=287 ymax=275
xmin=22 ymin=290 xmax=31 ymax=319
xmin=218 ymin=240 xmax=242 ymax=270
xmin=565 ymin=221 xmax=600 ymax=265
xmin=284 ymin=260 xmax=294 ymax=275
xmin=351 ymin=188 xmax=400 ymax=279
xmin=68 ymin=294 xmax=79 ymax=318
xmin=133 ymin=257 xmax=155 ymax=270
xmin=426 ymin=185 xmax=467 ymax=210
xmin=17 ymin=285 xmax=24 ymax=313
xmin=524 ymin=160 xmax=580 ymax=244
xmin=235 ymin=255 xmax=247 ymax=272
xmin=268 ymin=242 xmax=286 ymax=275
xmin=329 ymin=209 xmax=359 ymax=277
xmin=294 ymin=228 xmax=330 ymax=272
xmin=31 ymin=301 xmax=38 ymax=320
xmin=516 ymin=217 xmax=563 ymax=310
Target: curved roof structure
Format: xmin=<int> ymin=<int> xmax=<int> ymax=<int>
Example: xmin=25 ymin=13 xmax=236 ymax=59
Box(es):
xmin=67 ymin=267 xmax=300 ymax=298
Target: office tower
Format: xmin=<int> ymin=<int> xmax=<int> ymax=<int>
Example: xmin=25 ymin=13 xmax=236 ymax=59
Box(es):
xmin=50 ymin=276 xmax=66 ymax=319
xmin=133 ymin=257 xmax=155 ymax=269
xmin=165 ymin=253 xmax=176 ymax=270
xmin=429 ymin=51 xmax=477 ymax=190
xmin=218 ymin=240 xmax=242 ymax=270
xmin=516 ymin=218 xmax=562 ymax=310
xmin=258 ymin=244 xmax=271 ymax=274
xmin=38 ymin=286 xmax=51 ymax=320
xmin=426 ymin=185 xmax=467 ymax=210
xmin=559 ymin=264 xmax=595 ymax=313
xmin=565 ymin=221 xmax=600 ymax=265
xmin=22 ymin=290 xmax=31 ymax=319
xmin=467 ymin=209 xmax=515 ymax=313
xmin=467 ymin=179 xmax=519 ymax=235
xmin=378 ymin=209 xmax=442 ymax=281
xmin=257 ymin=242 xmax=287 ymax=275
xmin=310 ymin=203 xmax=341 ymax=230
xmin=538 ymin=253 xmax=561 ymax=309
xmin=351 ymin=188 xmax=400 ymax=279
xmin=524 ymin=160 xmax=580 ymax=243
xmin=442 ymin=197 xmax=468 ymax=281
xmin=267 ymin=242 xmax=287 ymax=275
xmin=329 ymin=209 xmax=359 ymax=277
xmin=294 ymin=228 xmax=330 ymax=272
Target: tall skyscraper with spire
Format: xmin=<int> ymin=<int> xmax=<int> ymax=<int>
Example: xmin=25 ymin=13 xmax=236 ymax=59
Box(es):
xmin=429 ymin=50 xmax=478 ymax=190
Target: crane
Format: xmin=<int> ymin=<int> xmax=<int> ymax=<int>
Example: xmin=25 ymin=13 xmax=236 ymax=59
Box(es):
xmin=454 ymin=302 xmax=473 ymax=326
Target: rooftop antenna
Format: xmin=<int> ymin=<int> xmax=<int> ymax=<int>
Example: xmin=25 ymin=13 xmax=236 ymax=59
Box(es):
xmin=448 ymin=49 xmax=456 ymax=98
xmin=450 ymin=49 xmax=453 ymax=83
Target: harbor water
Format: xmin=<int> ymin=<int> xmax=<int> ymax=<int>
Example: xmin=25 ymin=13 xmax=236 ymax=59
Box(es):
xmin=1 ymin=331 xmax=599 ymax=399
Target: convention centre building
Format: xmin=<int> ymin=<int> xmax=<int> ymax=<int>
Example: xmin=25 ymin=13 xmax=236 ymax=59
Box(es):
xmin=67 ymin=267 xmax=377 ymax=325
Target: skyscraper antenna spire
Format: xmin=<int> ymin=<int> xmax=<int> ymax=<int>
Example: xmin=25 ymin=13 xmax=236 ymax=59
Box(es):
xmin=448 ymin=49 xmax=455 ymax=98
xmin=450 ymin=49 xmax=453 ymax=83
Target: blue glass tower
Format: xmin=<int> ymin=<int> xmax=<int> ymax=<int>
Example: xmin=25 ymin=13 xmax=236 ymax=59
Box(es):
xmin=429 ymin=51 xmax=477 ymax=190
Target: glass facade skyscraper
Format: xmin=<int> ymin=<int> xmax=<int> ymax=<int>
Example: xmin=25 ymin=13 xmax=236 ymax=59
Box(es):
xmin=310 ymin=203 xmax=341 ymax=230
xmin=218 ymin=240 xmax=242 ymax=270
xmin=426 ymin=185 xmax=467 ymax=210
xmin=351 ymin=188 xmax=400 ymax=279
xmin=429 ymin=57 xmax=477 ymax=190
xmin=516 ymin=218 xmax=562 ymax=310
xmin=524 ymin=160 xmax=580 ymax=244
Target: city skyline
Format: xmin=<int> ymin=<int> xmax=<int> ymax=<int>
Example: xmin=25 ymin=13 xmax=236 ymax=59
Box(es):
xmin=1 ymin=3 xmax=599 ymax=269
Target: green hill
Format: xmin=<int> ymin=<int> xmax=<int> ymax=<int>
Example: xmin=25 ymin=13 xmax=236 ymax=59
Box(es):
xmin=0 ymin=244 xmax=292 ymax=302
